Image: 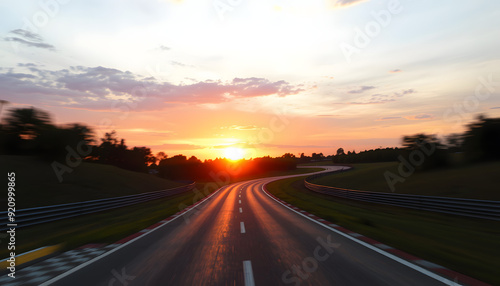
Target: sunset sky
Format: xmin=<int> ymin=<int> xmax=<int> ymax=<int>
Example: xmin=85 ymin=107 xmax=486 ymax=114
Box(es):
xmin=0 ymin=0 xmax=499 ymax=159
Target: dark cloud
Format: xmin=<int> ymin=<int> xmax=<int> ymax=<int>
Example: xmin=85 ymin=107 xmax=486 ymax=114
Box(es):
xmin=4 ymin=29 xmax=55 ymax=51
xmin=389 ymin=69 xmax=402 ymax=73
xmin=10 ymin=29 xmax=42 ymax=41
xmin=4 ymin=72 xmax=36 ymax=79
xmin=348 ymin=85 xmax=375 ymax=94
xmin=490 ymin=107 xmax=500 ymax=109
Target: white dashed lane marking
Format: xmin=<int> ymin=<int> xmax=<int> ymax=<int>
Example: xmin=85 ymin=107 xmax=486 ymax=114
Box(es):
xmin=243 ymin=260 xmax=255 ymax=286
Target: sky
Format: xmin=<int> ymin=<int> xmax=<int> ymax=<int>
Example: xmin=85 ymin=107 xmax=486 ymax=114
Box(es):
xmin=0 ymin=0 xmax=499 ymax=160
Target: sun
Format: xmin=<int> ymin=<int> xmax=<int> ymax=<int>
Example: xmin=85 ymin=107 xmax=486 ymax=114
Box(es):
xmin=223 ymin=147 xmax=245 ymax=161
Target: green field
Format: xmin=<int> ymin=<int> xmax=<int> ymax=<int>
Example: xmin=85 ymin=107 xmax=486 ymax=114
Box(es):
xmin=266 ymin=175 xmax=500 ymax=285
xmin=310 ymin=161 xmax=500 ymax=200
xmin=0 ymin=155 xmax=185 ymax=209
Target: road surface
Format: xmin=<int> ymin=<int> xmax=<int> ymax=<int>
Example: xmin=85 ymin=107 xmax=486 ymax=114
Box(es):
xmin=43 ymin=166 xmax=453 ymax=286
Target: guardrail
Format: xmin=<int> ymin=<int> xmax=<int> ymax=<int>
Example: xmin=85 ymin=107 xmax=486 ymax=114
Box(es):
xmin=0 ymin=182 xmax=196 ymax=231
xmin=304 ymin=172 xmax=500 ymax=221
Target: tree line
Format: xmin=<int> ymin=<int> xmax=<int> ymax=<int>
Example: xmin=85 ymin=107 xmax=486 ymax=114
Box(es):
xmin=0 ymin=107 xmax=296 ymax=180
xmin=331 ymin=115 xmax=500 ymax=171
xmin=1 ymin=107 xmax=498 ymax=177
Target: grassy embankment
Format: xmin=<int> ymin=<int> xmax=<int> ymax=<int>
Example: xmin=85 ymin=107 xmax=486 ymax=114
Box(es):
xmin=310 ymin=161 xmax=500 ymax=200
xmin=267 ymin=162 xmax=500 ymax=284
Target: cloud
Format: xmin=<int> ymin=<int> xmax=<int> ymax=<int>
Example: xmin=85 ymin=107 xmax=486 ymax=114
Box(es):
xmin=389 ymin=69 xmax=402 ymax=73
xmin=405 ymin=114 xmax=434 ymax=120
xmin=4 ymin=72 xmax=36 ymax=79
xmin=230 ymin=77 xmax=303 ymax=97
xmin=378 ymin=116 xmax=402 ymax=121
xmin=148 ymin=143 xmax=203 ymax=151
xmin=262 ymin=143 xmax=332 ymax=149
xmin=316 ymin=114 xmax=339 ymax=117
xmin=346 ymin=88 xmax=414 ymax=105
xmin=0 ymin=65 xmax=304 ymax=111
xmin=4 ymin=29 xmax=55 ymax=51
xmin=118 ymin=128 xmax=174 ymax=136
xmin=17 ymin=63 xmax=37 ymax=68
xmin=10 ymin=29 xmax=42 ymax=41
xmin=222 ymin=125 xmax=259 ymax=131
xmin=348 ymin=85 xmax=375 ymax=94
xmin=394 ymin=89 xmax=415 ymax=97
xmin=490 ymin=107 xmax=500 ymax=109
xmin=332 ymin=0 xmax=368 ymax=8
xmin=158 ymin=45 xmax=170 ymax=51
xmin=171 ymin=61 xmax=195 ymax=68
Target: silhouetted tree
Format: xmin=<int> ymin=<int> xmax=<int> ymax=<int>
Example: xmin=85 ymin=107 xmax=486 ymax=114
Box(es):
xmin=281 ymin=153 xmax=296 ymax=159
xmin=401 ymin=133 xmax=447 ymax=170
xmin=462 ymin=115 xmax=500 ymax=162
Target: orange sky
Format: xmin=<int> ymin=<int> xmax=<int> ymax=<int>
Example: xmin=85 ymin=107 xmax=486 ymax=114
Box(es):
xmin=1 ymin=1 xmax=499 ymax=159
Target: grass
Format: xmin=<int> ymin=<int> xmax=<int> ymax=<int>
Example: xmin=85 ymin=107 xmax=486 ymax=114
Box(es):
xmin=310 ymin=161 xmax=500 ymax=201
xmin=266 ymin=175 xmax=500 ymax=285
xmin=0 ymin=155 xmax=184 ymax=209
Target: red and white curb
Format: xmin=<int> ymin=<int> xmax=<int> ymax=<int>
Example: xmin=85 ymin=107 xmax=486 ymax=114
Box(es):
xmin=262 ymin=185 xmax=490 ymax=286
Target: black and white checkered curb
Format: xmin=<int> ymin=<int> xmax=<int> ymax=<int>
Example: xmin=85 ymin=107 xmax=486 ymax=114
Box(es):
xmin=0 ymin=244 xmax=116 ymax=286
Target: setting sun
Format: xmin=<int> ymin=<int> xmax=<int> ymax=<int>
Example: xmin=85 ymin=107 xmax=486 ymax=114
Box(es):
xmin=223 ymin=147 xmax=245 ymax=161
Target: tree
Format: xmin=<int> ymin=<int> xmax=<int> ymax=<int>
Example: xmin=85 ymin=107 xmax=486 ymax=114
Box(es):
xmin=281 ymin=153 xmax=296 ymax=159
xmin=96 ymin=131 xmax=127 ymax=166
xmin=402 ymin=134 xmax=441 ymax=150
xmin=156 ymin=151 xmax=168 ymax=161
xmin=336 ymin=148 xmax=345 ymax=156
xmin=4 ymin=107 xmax=52 ymax=140
xmin=462 ymin=115 xmax=500 ymax=162
xmin=401 ymin=133 xmax=447 ymax=170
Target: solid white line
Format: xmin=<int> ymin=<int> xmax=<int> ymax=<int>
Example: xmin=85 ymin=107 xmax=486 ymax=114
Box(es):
xmin=261 ymin=184 xmax=461 ymax=286
xmin=40 ymin=185 xmax=229 ymax=286
xmin=243 ymin=260 xmax=255 ymax=286
xmin=239 ymin=200 xmax=241 ymax=204
xmin=240 ymin=222 xmax=246 ymax=233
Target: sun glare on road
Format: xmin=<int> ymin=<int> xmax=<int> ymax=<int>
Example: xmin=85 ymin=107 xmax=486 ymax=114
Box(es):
xmin=224 ymin=147 xmax=245 ymax=161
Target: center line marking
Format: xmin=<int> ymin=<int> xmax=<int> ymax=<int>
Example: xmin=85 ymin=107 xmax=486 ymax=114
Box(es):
xmin=243 ymin=260 xmax=255 ymax=286
xmin=239 ymin=207 xmax=242 ymax=213
xmin=240 ymin=222 xmax=246 ymax=233
xmin=239 ymin=200 xmax=241 ymax=204
xmin=239 ymin=195 xmax=241 ymax=197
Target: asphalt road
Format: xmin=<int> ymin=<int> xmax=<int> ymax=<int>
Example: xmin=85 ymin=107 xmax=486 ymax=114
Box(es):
xmin=43 ymin=167 xmax=452 ymax=286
